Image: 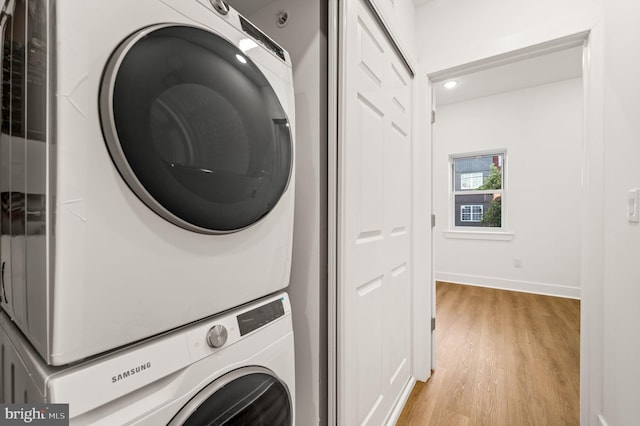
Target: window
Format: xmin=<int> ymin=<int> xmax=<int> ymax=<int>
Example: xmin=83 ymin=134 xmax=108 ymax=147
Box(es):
xmin=451 ymin=152 xmax=504 ymax=228
xmin=461 ymin=205 xmax=483 ymax=222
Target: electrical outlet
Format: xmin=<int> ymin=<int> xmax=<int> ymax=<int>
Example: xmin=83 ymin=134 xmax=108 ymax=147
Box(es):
xmin=513 ymin=258 xmax=522 ymax=268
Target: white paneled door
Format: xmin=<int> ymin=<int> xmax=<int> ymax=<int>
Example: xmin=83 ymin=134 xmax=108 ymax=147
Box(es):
xmin=337 ymin=0 xmax=413 ymax=424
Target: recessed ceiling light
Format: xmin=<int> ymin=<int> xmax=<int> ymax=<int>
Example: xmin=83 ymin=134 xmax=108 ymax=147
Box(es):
xmin=443 ymin=80 xmax=458 ymax=89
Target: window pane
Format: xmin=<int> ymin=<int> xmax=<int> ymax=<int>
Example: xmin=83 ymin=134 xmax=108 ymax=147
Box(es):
xmin=460 ymin=205 xmax=483 ymax=222
xmin=453 ymin=154 xmax=503 ymax=191
xmin=454 ymin=193 xmax=501 ymax=227
xmin=460 ymin=172 xmax=483 ymax=190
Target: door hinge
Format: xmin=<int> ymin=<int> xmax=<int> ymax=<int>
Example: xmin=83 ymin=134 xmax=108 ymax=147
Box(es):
xmin=431 ymin=214 xmax=436 ymax=228
xmin=431 ymin=317 xmax=436 ymax=331
xmin=431 ymin=109 xmax=436 ymax=124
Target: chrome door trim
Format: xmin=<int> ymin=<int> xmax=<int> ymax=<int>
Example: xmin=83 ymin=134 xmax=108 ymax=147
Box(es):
xmin=100 ymin=23 xmax=223 ymax=235
xmin=167 ymin=366 xmax=292 ymax=425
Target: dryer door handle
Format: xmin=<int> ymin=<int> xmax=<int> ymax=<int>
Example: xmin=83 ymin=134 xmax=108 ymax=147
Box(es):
xmin=0 ymin=0 xmax=15 ymax=18
xmin=0 ymin=0 xmax=15 ymax=31
xmin=1 ymin=261 xmax=6 ymax=303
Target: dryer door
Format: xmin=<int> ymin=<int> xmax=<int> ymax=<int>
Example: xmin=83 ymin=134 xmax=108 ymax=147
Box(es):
xmin=100 ymin=25 xmax=293 ymax=234
xmin=169 ymin=366 xmax=293 ymax=425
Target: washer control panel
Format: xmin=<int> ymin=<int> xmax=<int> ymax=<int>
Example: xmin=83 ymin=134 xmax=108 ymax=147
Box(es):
xmin=185 ymin=292 xmax=291 ymax=362
xmin=237 ymin=298 xmax=285 ymax=336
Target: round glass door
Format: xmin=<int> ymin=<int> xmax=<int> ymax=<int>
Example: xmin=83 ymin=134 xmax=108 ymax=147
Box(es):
xmin=100 ymin=25 xmax=292 ymax=233
xmin=170 ymin=367 xmax=292 ymax=425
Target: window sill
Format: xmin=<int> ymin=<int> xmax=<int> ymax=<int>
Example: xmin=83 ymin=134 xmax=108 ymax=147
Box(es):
xmin=443 ymin=230 xmax=514 ymax=241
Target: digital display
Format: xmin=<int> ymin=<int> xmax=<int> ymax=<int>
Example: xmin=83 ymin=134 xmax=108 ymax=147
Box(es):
xmin=237 ymin=299 xmax=285 ymax=336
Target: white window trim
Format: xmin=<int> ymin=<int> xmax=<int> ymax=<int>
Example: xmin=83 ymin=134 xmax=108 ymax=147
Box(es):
xmin=447 ymin=150 xmax=512 ymax=240
xmin=444 ymin=230 xmax=514 ymax=241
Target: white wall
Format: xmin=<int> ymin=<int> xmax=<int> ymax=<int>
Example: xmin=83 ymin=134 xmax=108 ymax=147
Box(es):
xmin=601 ymin=0 xmax=640 ymax=423
xmin=239 ymin=1 xmax=328 ymax=424
xmin=433 ymin=78 xmax=583 ymax=298
xmin=415 ymin=0 xmax=600 ymax=72
xmin=416 ymin=1 xmax=640 ymax=425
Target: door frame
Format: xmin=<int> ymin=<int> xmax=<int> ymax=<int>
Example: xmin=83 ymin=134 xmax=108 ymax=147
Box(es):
xmin=327 ymin=0 xmax=338 ymax=424
xmin=425 ymin=28 xmax=605 ymax=425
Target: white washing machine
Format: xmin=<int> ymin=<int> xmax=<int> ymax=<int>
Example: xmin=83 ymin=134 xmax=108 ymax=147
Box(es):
xmin=0 ymin=292 xmax=295 ymax=425
xmin=0 ymin=0 xmax=295 ymax=365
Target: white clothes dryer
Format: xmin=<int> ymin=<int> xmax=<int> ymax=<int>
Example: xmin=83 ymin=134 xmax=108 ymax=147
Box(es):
xmin=0 ymin=0 xmax=295 ymax=365
xmin=0 ymin=292 xmax=295 ymax=425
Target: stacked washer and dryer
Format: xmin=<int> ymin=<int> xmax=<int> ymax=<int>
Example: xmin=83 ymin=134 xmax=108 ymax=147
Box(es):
xmin=0 ymin=0 xmax=296 ymax=423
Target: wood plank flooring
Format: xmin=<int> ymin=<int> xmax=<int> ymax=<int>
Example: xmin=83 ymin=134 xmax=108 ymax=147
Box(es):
xmin=396 ymin=282 xmax=580 ymax=426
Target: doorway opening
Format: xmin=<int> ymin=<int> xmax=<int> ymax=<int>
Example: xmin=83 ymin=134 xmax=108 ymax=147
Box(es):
xmin=408 ymin=34 xmax=588 ymax=423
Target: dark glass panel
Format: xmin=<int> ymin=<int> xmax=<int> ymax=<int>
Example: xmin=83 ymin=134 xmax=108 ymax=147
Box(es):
xmin=182 ymin=372 xmax=291 ymax=426
xmin=105 ymin=26 xmax=292 ymax=232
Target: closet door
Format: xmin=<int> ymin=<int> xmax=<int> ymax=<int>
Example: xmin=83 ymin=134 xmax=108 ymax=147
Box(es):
xmin=337 ymin=0 xmax=413 ymax=423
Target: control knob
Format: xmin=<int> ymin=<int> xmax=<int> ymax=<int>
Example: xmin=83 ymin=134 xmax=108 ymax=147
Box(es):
xmin=206 ymin=324 xmax=228 ymax=348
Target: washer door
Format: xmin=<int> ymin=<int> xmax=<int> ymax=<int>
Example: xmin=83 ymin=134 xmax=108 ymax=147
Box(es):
xmin=170 ymin=366 xmax=293 ymax=425
xmin=100 ymin=25 xmax=293 ymax=234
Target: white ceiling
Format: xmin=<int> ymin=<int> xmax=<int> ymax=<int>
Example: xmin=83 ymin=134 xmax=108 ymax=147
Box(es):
xmin=227 ymin=0 xmax=581 ymax=109
xmin=434 ymin=46 xmax=583 ymax=106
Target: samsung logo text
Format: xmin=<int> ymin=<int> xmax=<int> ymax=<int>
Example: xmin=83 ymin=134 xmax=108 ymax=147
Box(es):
xmin=111 ymin=362 xmax=151 ymax=383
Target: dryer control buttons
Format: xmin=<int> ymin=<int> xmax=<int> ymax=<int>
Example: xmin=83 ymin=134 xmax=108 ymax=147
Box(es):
xmin=206 ymin=325 xmax=228 ymax=348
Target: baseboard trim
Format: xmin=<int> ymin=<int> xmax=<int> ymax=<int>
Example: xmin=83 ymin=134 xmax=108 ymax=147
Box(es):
xmin=386 ymin=376 xmax=416 ymax=425
xmin=435 ymin=272 xmax=581 ymax=299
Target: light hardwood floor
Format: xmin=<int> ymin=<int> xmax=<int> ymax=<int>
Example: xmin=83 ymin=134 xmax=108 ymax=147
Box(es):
xmin=397 ymin=282 xmax=580 ymax=426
